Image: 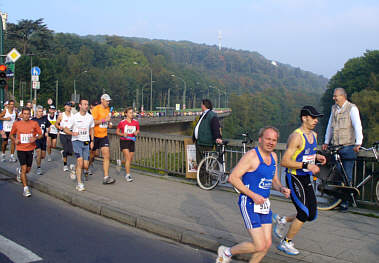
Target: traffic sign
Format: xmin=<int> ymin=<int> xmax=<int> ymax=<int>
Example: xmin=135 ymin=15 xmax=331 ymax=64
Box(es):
xmin=31 ymin=67 xmax=41 ymax=76
xmin=32 ymin=76 xmax=39 ymax=82
xmin=7 ymin=48 xmax=21 ymax=63
xmin=32 ymin=81 xmax=40 ymax=89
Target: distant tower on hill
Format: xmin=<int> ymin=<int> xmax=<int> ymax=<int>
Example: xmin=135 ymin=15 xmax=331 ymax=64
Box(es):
xmin=218 ymin=30 xmax=222 ymax=51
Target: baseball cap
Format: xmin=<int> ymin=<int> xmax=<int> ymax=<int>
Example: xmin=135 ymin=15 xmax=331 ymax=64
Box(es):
xmin=300 ymin=106 xmax=324 ymax=118
xmin=101 ymin=94 xmax=112 ymax=101
xmin=4 ymin=101 xmax=8 ymax=106
xmin=64 ymin=101 xmax=72 ymax=107
xmin=49 ymin=105 xmax=56 ymax=109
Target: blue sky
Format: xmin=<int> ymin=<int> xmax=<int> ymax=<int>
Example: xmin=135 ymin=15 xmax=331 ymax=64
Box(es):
xmin=2 ymin=0 xmax=379 ymax=78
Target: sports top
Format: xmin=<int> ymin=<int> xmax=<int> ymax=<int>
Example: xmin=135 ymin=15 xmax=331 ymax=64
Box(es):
xmin=118 ymin=119 xmax=139 ymax=141
xmin=92 ymin=104 xmax=110 ymax=138
xmin=69 ymin=112 xmax=94 ymax=142
xmin=59 ymin=112 xmax=74 ymax=135
xmin=10 ymin=120 xmax=42 ymax=151
xmin=241 ymin=147 xmax=276 ymax=200
xmin=3 ymin=108 xmax=17 ymax=132
xmin=32 ymin=116 xmax=51 ymax=138
xmin=48 ymin=113 xmax=58 ymax=134
xmin=286 ymin=128 xmax=317 ymax=176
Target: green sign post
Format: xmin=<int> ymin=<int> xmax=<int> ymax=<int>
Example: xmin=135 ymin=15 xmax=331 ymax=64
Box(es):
xmin=0 ymin=13 xmax=4 ymax=109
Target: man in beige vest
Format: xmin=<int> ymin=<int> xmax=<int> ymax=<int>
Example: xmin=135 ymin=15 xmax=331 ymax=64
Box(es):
xmin=322 ymin=88 xmax=363 ymax=211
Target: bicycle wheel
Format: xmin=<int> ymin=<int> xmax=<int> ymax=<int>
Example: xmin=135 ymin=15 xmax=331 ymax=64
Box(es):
xmin=197 ymin=156 xmax=222 ymax=190
xmin=376 ymin=179 xmax=379 ymax=203
xmin=313 ymin=177 xmax=342 ymax=211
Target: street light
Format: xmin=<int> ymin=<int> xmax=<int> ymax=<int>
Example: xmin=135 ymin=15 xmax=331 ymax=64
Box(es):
xmin=133 ymin=62 xmax=153 ymax=111
xmin=171 ymin=74 xmax=187 ymax=110
xmin=73 ymin=70 xmax=88 ymax=103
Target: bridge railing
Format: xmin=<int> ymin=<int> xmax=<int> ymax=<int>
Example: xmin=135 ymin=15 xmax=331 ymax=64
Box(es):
xmin=105 ymin=131 xmax=378 ymax=205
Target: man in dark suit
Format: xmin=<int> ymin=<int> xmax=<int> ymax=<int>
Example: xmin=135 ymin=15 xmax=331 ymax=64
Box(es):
xmin=193 ymin=99 xmax=222 ymax=163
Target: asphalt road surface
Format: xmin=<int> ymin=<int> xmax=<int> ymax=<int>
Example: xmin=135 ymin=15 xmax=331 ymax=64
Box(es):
xmin=0 ymin=175 xmax=224 ymax=263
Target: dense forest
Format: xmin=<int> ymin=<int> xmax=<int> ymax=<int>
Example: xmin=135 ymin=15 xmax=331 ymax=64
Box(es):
xmin=4 ymin=18 xmax=329 ymax=141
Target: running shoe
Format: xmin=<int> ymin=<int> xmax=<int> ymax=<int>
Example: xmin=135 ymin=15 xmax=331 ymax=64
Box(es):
xmin=23 ymin=187 xmax=31 ymax=197
xmin=16 ymin=168 xmax=22 ymax=183
xmin=102 ymin=176 xmax=115 ymax=184
xmin=47 ymin=155 xmax=52 ymax=162
xmin=70 ymin=171 xmax=77 ymax=180
xmin=87 ymin=168 xmax=93 ymax=176
xmin=1 ymin=154 xmax=6 ymax=162
xmin=272 ymin=213 xmax=287 ymax=239
xmin=63 ymin=165 xmax=69 ymax=172
xmin=36 ymin=167 xmax=43 ymax=175
xmin=216 ymin=246 xmax=232 ymax=263
xmin=76 ymin=183 xmax=85 ymax=192
xmin=9 ymin=156 xmax=17 ymax=162
xmin=125 ymin=174 xmax=134 ymax=182
xmin=277 ymin=239 xmax=300 ymax=255
xmin=69 ymin=164 xmax=75 ymax=171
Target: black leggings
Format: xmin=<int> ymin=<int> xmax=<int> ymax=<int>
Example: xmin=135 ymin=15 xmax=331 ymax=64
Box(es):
xmin=59 ymin=134 xmax=73 ymax=157
xmin=286 ymin=173 xmax=317 ymax=222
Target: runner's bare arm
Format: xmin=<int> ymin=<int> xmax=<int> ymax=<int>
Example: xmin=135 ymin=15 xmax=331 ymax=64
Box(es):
xmin=271 ymin=152 xmax=291 ymax=198
xmin=281 ymin=132 xmax=303 ymax=169
xmin=9 ymin=125 xmax=18 ymax=144
xmin=55 ymin=114 xmax=63 ymax=130
xmin=116 ymin=127 xmax=123 ymax=137
xmin=0 ymin=109 xmax=10 ymax=121
xmin=228 ymin=149 xmax=266 ymax=204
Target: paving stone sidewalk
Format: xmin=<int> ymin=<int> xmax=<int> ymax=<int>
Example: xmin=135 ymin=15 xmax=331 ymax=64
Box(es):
xmin=0 ymin=150 xmax=378 ymax=263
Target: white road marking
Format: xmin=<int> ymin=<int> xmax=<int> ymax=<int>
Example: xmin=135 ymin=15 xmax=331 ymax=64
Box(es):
xmin=0 ymin=234 xmax=42 ymax=263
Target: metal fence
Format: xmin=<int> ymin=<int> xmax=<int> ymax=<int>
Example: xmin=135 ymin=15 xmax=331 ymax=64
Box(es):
xmin=107 ymin=131 xmax=378 ymax=205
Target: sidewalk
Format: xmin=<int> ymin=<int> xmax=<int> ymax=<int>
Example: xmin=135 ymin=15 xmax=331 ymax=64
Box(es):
xmin=1 ymin=150 xmax=378 ymax=263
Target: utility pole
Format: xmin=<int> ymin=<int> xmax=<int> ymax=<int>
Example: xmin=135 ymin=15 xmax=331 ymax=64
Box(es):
xmin=0 ymin=11 xmax=5 ymax=108
xmin=56 ymin=80 xmax=58 ymax=107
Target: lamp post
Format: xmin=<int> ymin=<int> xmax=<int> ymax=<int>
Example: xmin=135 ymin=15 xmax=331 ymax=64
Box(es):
xmin=73 ymin=70 xmax=88 ymax=103
xmin=133 ymin=62 xmax=153 ymax=111
xmin=171 ymin=74 xmax=187 ymax=110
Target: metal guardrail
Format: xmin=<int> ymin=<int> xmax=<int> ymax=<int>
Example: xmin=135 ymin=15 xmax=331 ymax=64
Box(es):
xmin=89 ymin=131 xmax=379 ymax=205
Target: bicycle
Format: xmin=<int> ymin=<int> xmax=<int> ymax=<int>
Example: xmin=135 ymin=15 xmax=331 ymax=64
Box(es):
xmin=196 ymin=132 xmax=252 ymax=191
xmin=313 ymin=142 xmax=378 ymax=210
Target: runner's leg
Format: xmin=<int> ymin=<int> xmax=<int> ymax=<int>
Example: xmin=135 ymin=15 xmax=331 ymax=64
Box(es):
xmin=101 ymin=146 xmax=110 ymax=178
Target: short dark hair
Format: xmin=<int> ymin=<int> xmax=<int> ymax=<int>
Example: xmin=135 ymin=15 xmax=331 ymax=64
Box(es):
xmin=79 ymin=98 xmax=88 ymax=105
xmin=202 ymin=99 xmax=213 ymax=110
xmin=22 ymin=107 xmax=31 ymax=114
xmin=124 ymin=107 xmax=133 ymax=114
xmin=8 ymin=100 xmax=15 ymax=104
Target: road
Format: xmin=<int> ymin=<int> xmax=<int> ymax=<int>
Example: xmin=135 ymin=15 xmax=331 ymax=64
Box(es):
xmin=0 ymin=176 xmax=224 ymax=263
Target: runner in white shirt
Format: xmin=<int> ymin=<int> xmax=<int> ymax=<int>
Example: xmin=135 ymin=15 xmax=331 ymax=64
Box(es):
xmin=0 ymin=100 xmax=18 ymax=162
xmin=64 ymin=99 xmax=94 ymax=191
xmin=55 ymin=102 xmax=74 ymax=171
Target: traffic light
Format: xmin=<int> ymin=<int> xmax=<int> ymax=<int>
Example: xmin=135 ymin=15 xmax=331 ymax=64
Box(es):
xmin=0 ymin=64 xmax=7 ymax=88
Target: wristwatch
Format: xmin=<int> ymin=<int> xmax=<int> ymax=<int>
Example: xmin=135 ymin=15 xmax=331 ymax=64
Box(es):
xmin=302 ymin=162 xmax=309 ymax=170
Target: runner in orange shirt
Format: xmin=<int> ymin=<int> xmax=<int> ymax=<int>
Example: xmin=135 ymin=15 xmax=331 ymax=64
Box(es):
xmin=91 ymin=94 xmax=115 ymax=184
xmin=10 ymin=107 xmax=42 ymax=197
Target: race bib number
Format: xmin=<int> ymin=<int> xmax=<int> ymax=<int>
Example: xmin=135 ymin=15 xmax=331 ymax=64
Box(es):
xmin=20 ymin=133 xmax=33 ymax=144
xmin=4 ymin=123 xmax=12 ymax=132
xmin=124 ymin=125 xmax=136 ymax=135
xmin=254 ymin=199 xmax=270 ymax=214
xmin=50 ymin=125 xmax=58 ymax=134
xmin=302 ymin=154 xmax=316 ymax=172
xmin=99 ymin=122 xmax=108 ymax=128
xmin=76 ymin=127 xmax=88 ymax=136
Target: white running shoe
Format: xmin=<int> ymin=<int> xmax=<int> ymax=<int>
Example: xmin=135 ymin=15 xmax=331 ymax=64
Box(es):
xmin=9 ymin=156 xmax=17 ymax=162
xmin=69 ymin=164 xmax=75 ymax=171
xmin=23 ymin=187 xmax=31 ymax=197
xmin=36 ymin=167 xmax=43 ymax=175
xmin=47 ymin=155 xmax=52 ymax=162
xmin=16 ymin=168 xmax=22 ymax=183
xmin=70 ymin=171 xmax=77 ymax=180
xmin=125 ymin=174 xmax=134 ymax=182
xmin=216 ymin=246 xmax=232 ymax=263
xmin=63 ymin=165 xmax=69 ymax=172
xmin=1 ymin=154 xmax=6 ymax=162
xmin=277 ymin=239 xmax=300 ymax=255
xmin=272 ymin=213 xmax=287 ymax=239
xmin=76 ymin=183 xmax=85 ymax=191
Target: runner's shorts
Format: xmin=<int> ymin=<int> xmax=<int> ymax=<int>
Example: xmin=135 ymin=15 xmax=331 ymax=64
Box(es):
xmin=4 ymin=131 xmax=10 ymax=140
xmin=48 ymin=133 xmax=58 ymax=139
xmin=238 ymin=194 xmax=272 ymax=229
xmin=120 ymin=140 xmax=135 ymax=152
xmin=35 ymin=138 xmax=47 ymax=151
xmin=59 ymin=134 xmax=73 ymax=157
xmin=72 ymin=140 xmax=90 ymax=161
xmin=17 ymin=150 xmax=34 ymax=167
xmin=93 ymin=136 xmax=109 ymax=150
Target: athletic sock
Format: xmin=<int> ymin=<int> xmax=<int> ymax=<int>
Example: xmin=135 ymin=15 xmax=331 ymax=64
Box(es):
xmin=24 ymin=186 xmax=29 ymax=191
xmin=64 ymin=162 xmax=67 ymax=166
xmin=10 ymin=154 xmax=14 ymax=158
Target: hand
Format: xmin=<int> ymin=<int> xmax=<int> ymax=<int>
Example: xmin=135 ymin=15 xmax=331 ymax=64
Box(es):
xmin=316 ymin=154 xmax=327 ymax=165
xmin=29 ymin=137 xmax=37 ymax=143
xmin=134 ymin=131 xmax=138 ymax=136
xmin=308 ymin=163 xmax=320 ymax=175
xmin=15 ymin=139 xmax=20 ymax=145
xmin=251 ymin=193 xmax=265 ymax=205
xmin=105 ymin=115 xmax=111 ymax=122
xmin=216 ymin=138 xmax=223 ymax=144
xmin=5 ymin=117 xmax=11 ymax=121
xmin=280 ymin=187 xmax=291 ymax=198
xmin=322 ymin=144 xmax=328 ymax=151
xmin=353 ymin=145 xmax=361 ymax=153
xmin=108 ymin=122 xmax=113 ymax=128
xmin=72 ymin=132 xmax=79 ymax=136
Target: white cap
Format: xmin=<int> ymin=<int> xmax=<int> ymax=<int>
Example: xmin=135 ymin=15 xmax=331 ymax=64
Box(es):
xmin=101 ymin=94 xmax=111 ymax=101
